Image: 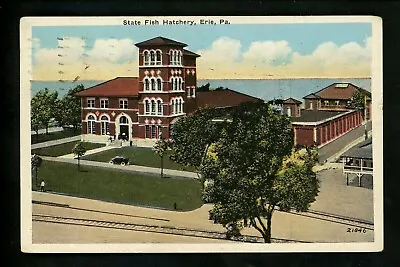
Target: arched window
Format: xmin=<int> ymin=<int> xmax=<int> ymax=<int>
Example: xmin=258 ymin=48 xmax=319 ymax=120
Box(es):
xmin=173 ymin=51 xmax=178 ymax=65
xmin=157 ymin=100 xmax=163 ymax=115
xmin=144 ymin=79 xmax=150 ymax=91
xmin=171 ymin=99 xmax=175 ymax=114
xmin=157 ymin=78 xmax=162 ymax=91
xmin=119 ymin=116 xmax=128 ymax=124
xmin=100 ymin=115 xmax=110 ymax=135
xmin=143 ymin=51 xmax=149 ymax=66
xmin=156 ymin=50 xmax=162 ymax=65
xmin=87 ymin=115 xmax=96 ymax=134
xmin=151 ymin=100 xmax=156 ymax=115
xmin=145 ymin=99 xmax=150 ymax=114
xmin=174 ymin=78 xmax=178 ymax=91
xmin=178 ymin=99 xmax=182 ymax=113
xmin=178 ymin=51 xmax=182 ymax=65
xmin=178 ymin=77 xmax=183 ymax=90
xmin=150 ymin=51 xmax=155 ymax=65
xmin=151 ymin=79 xmax=156 ymax=91
xmin=169 ymin=50 xmax=173 ymax=65
xmin=175 ymin=100 xmax=179 ymax=114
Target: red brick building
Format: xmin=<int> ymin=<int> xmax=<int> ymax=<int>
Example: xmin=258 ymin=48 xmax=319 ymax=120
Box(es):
xmin=76 ymin=37 xmax=263 ymax=143
xmin=303 ymin=82 xmax=371 ymax=119
xmin=283 ymin=82 xmax=370 ymax=147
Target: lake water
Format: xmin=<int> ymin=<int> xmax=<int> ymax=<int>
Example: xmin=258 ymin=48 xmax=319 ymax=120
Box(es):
xmin=30 ymin=78 xmax=371 ymax=101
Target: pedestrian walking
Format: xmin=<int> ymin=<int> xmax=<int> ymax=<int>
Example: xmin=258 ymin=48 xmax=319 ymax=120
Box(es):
xmin=40 ymin=180 xmax=45 ymax=192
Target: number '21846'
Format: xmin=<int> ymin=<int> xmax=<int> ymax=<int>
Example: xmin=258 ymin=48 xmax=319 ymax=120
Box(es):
xmin=347 ymin=227 xmax=367 ymax=233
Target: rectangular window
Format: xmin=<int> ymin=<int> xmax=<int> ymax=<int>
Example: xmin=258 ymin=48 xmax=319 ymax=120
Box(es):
xmin=335 ymin=100 xmax=340 ymax=106
xmin=158 ymin=126 xmax=163 ymax=138
xmin=87 ymin=98 xmax=95 ymax=108
xmin=100 ymin=99 xmax=109 ymax=109
xmin=145 ymin=125 xmax=150 ymax=138
xmin=151 ymin=125 xmax=157 ymax=139
xmin=119 ymin=99 xmax=128 ymax=109
xmin=324 ymin=100 xmax=329 ymax=106
xmin=151 ymin=101 xmax=156 ymax=115
xmin=309 ymin=102 xmax=313 ymax=110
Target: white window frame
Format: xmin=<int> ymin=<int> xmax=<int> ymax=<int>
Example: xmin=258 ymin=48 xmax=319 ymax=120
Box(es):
xmin=335 ymin=100 xmax=340 ymax=106
xmin=324 ymin=100 xmax=329 ymax=106
xmin=143 ymin=50 xmax=150 ymax=66
xmin=119 ymin=98 xmax=128 ymax=109
xmin=87 ymin=115 xmax=96 ymax=134
xmin=157 ymin=99 xmax=163 ymax=115
xmin=87 ymin=98 xmax=95 ymax=108
xmin=100 ymin=115 xmax=110 ymax=135
xmin=100 ymin=98 xmax=109 ymax=109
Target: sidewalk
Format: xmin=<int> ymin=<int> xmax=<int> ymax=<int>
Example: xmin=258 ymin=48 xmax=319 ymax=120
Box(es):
xmin=43 ymin=156 xmax=199 ymax=179
xmin=58 ymin=145 xmax=115 ymax=159
xmin=32 ymin=135 xmax=82 ymax=150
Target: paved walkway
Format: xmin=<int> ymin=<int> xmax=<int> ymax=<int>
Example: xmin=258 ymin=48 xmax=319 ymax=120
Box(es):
xmin=43 ymin=156 xmax=199 ymax=179
xmin=318 ymin=121 xmax=372 ymax=163
xmin=32 ymin=135 xmax=82 ymax=150
xmin=31 ymin=126 xmax=63 ymax=135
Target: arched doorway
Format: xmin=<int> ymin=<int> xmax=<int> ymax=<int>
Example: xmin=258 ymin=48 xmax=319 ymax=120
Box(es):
xmin=118 ymin=115 xmax=129 ymax=140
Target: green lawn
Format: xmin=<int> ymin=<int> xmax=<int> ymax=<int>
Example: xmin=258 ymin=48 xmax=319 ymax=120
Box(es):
xmin=33 ymin=160 xmax=203 ymax=211
xmin=32 ymin=141 xmax=104 ymax=157
xmin=31 ymin=128 xmax=81 ymax=144
xmin=83 ymin=146 xmax=196 ymax=172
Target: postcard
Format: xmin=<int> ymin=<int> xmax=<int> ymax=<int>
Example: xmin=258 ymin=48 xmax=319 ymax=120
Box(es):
xmin=21 ymin=16 xmax=383 ymax=253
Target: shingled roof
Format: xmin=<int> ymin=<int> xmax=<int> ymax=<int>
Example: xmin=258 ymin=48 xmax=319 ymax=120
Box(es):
xmin=196 ymin=89 xmax=264 ymax=109
xmin=135 ymin=36 xmax=188 ymax=47
xmin=341 ymin=137 xmax=372 ymax=159
xmin=75 ymin=77 xmax=140 ymax=97
xmin=303 ymin=83 xmax=371 ymax=100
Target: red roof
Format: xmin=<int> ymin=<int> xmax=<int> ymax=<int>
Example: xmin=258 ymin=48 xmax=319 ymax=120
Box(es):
xmin=75 ymin=77 xmax=140 ymax=97
xmin=183 ymin=49 xmax=201 ymax=57
xmin=304 ymin=83 xmax=371 ymax=100
xmin=283 ymin=97 xmax=302 ymax=104
xmin=135 ymin=36 xmax=187 ymax=47
xmin=196 ymin=89 xmax=264 ymax=109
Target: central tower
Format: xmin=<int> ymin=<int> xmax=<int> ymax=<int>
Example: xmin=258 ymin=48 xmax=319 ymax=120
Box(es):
xmin=135 ymin=36 xmax=200 ymax=139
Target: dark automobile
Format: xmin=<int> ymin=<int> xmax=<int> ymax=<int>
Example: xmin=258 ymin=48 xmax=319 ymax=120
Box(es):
xmin=109 ymin=156 xmax=130 ymax=166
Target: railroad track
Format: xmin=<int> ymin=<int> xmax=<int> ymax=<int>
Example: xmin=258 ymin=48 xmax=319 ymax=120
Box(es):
xmin=32 ymin=214 xmax=307 ymax=243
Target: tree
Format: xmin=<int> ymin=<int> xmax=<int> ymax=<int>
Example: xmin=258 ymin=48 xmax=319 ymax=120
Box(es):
xmin=171 ymin=102 xmax=319 ymax=243
xmin=169 ymin=107 xmax=228 ymax=179
xmin=153 ymin=135 xmax=171 ymax=178
xmin=72 ymin=142 xmax=87 ymax=171
xmin=55 ymin=84 xmax=84 ymax=132
xmin=348 ymin=90 xmax=366 ymax=111
xmin=31 ymin=88 xmax=59 ymax=135
xmin=196 ymin=83 xmax=210 ymax=92
xmin=31 ymin=154 xmax=43 ymax=187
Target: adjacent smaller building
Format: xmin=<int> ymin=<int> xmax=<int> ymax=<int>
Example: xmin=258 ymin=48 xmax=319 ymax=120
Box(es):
xmin=303 ymin=82 xmax=371 ymax=120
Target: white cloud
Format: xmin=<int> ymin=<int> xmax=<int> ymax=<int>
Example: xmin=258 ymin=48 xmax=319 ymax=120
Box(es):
xmin=196 ymin=36 xmax=372 ymax=79
xmin=33 ymin=37 xmax=138 ymax=80
xmin=242 ymin=40 xmax=292 ymax=65
xmin=86 ymin=38 xmax=138 ymax=63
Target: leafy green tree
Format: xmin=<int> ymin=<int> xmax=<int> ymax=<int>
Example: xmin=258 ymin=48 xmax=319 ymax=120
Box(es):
xmin=31 ymin=154 xmax=43 ymax=187
xmin=31 ymin=88 xmax=59 ymax=135
xmin=153 ymin=135 xmax=171 ymax=178
xmin=348 ymin=90 xmax=366 ymax=110
xmin=171 ymin=102 xmax=319 ymax=243
xmin=72 ymin=142 xmax=87 ymax=171
xmin=169 ymin=107 xmax=228 ymax=179
xmin=55 ymin=84 xmax=85 ymax=132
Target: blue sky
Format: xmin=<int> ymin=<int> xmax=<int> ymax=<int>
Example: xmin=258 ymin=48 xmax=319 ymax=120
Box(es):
xmin=31 ymin=22 xmax=372 ymax=80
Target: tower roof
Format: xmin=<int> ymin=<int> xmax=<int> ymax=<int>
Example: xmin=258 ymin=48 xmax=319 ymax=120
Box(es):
xmin=135 ymin=36 xmax=188 ymax=47
xmin=183 ymin=49 xmax=201 ymax=57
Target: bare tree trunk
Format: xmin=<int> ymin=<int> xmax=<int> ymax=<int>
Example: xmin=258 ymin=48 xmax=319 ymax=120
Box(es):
xmin=35 ymin=167 xmax=38 ymax=187
xmin=78 ymin=156 xmax=80 ymax=171
xmin=45 ymin=124 xmax=49 ymax=135
xmin=265 ymin=212 xmax=272 ymax=243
